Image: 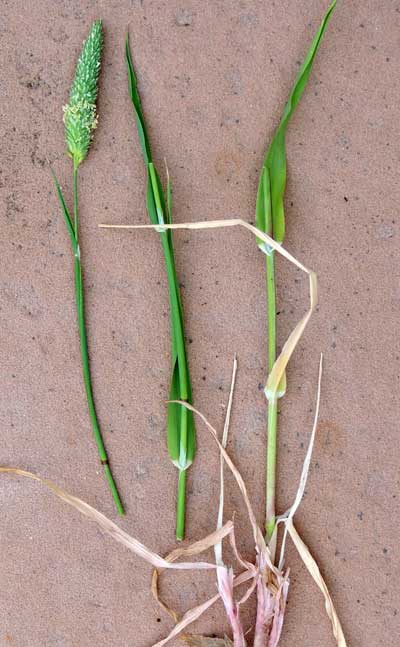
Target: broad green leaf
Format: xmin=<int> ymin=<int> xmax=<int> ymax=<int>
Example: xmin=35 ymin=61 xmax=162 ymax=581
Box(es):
xmin=256 ymin=0 xmax=336 ymax=243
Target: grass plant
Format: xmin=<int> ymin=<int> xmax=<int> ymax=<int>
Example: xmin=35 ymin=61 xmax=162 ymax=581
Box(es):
xmin=255 ymin=0 xmax=337 ymax=542
xmin=125 ymin=36 xmax=195 ymax=540
xmin=52 ymin=21 xmax=124 ymax=515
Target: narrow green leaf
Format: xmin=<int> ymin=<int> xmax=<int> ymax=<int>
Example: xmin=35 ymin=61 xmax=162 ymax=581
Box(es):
xmin=50 ymin=169 xmax=78 ymax=253
xmin=257 ymin=0 xmax=336 ymax=243
xmin=186 ymin=399 xmax=196 ymax=463
xmin=125 ymin=34 xmax=152 ymax=165
xmin=165 ymin=163 xmax=172 ymax=225
xmin=148 ymin=162 xmax=168 ymax=226
xmin=146 ymin=171 xmax=160 ymax=226
xmin=167 ymin=359 xmax=182 ymax=463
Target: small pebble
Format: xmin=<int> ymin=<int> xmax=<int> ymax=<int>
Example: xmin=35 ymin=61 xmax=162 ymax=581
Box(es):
xmin=175 ymin=9 xmax=192 ymax=26
xmin=376 ymin=223 xmax=394 ymax=240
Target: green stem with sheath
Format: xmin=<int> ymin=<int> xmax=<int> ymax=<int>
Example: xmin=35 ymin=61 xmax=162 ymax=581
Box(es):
xmin=256 ymin=1 xmax=337 ymax=544
xmin=53 ymin=21 xmax=124 ymax=514
xmin=125 ymin=37 xmax=195 ymax=540
xmin=148 ymin=162 xmax=191 ymax=539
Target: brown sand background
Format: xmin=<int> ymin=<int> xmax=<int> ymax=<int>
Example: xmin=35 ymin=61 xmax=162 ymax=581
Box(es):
xmin=1 ymin=1 xmax=399 ymax=645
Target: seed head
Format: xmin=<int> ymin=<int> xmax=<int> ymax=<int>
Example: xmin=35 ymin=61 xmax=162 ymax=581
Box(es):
xmin=63 ymin=20 xmax=103 ymax=167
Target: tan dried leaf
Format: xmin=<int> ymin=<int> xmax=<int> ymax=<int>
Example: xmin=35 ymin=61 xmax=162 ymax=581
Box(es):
xmin=0 ymin=468 xmax=232 ymax=573
xmin=286 ymin=520 xmax=347 ymax=647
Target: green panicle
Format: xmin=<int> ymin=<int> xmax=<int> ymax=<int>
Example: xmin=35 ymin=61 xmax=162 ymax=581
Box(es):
xmin=64 ymin=20 xmax=103 ymax=168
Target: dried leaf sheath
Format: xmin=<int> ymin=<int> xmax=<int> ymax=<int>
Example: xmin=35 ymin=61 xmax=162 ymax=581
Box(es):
xmin=182 ymin=637 xmax=233 ymax=646
xmin=214 ymin=357 xmax=246 ymax=647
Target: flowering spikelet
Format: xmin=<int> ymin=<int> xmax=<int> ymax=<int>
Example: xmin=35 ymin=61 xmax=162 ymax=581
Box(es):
xmin=63 ymin=20 xmax=103 ymax=167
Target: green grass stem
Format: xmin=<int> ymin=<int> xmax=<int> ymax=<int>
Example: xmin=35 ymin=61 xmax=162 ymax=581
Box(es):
xmin=53 ymin=22 xmax=124 ymax=515
xmin=125 ymin=35 xmax=195 ymax=540
xmin=256 ymin=2 xmax=336 ymax=544
xmin=176 ymin=469 xmax=187 ymax=541
xmin=265 ymin=251 xmax=277 ymax=541
xmin=72 ymin=171 xmax=124 ymax=516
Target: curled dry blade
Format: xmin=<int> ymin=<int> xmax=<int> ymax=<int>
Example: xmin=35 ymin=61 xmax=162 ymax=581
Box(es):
xmin=0 ymin=468 xmax=232 ymax=573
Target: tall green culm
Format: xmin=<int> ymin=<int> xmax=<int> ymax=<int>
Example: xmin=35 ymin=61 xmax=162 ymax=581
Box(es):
xmin=125 ymin=36 xmax=195 ymax=541
xmin=52 ymin=21 xmax=125 ymax=515
xmin=255 ymin=1 xmax=336 ymax=542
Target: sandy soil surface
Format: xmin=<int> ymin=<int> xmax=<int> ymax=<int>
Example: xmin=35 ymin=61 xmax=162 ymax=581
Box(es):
xmin=1 ymin=1 xmax=399 ymax=645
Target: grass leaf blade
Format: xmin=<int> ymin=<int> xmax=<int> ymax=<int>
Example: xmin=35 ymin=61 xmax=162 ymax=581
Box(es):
xmin=258 ymin=0 xmax=336 ymax=243
xmin=165 ymin=161 xmax=172 ymax=225
xmin=125 ymin=34 xmax=152 ymax=165
xmin=51 ymin=169 xmax=77 ymax=253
